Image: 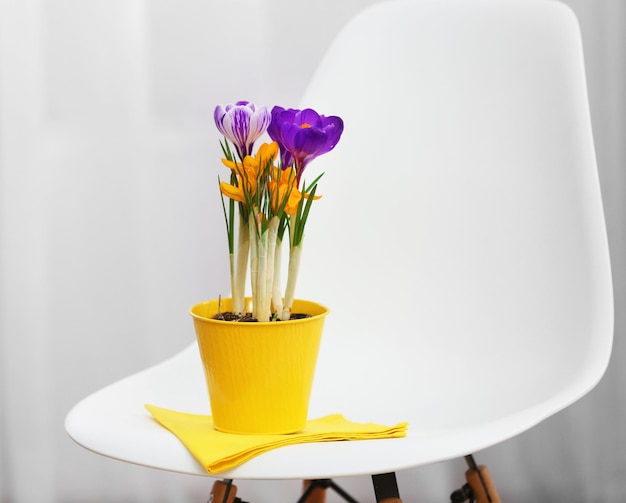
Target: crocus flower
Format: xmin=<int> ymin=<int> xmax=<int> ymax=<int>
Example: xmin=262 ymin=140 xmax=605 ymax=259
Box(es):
xmin=267 ymin=106 xmax=344 ymax=184
xmin=269 ymin=167 xmax=301 ymax=216
xmin=219 ymin=178 xmax=246 ymax=204
xmin=214 ymin=101 xmax=271 ymax=158
xmin=213 ymin=101 xmax=343 ymax=321
xmin=220 ymin=142 xmax=280 ymax=207
xmin=248 ymin=141 xmax=279 ymax=175
xmin=220 ymin=157 xmax=255 ymax=199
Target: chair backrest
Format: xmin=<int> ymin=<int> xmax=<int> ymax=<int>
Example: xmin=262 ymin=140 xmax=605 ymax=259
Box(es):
xmin=296 ymin=0 xmax=613 ymax=438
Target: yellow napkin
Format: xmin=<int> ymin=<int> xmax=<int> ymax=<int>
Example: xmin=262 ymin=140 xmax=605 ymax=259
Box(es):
xmin=145 ymin=404 xmax=408 ymax=474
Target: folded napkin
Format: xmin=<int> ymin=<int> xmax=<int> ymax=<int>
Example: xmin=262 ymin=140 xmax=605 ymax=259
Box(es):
xmin=145 ymin=404 xmax=408 ymax=474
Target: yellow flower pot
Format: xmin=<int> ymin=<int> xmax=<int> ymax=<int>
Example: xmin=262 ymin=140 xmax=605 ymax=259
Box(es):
xmin=190 ymin=298 xmax=329 ymax=434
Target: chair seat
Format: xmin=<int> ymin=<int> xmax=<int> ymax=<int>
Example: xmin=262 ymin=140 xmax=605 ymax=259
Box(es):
xmin=65 ymin=0 xmax=613 ymax=484
xmin=64 ymin=334 xmax=602 ymax=480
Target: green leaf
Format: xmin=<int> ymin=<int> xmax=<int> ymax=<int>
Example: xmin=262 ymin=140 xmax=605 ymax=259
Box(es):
xmin=218 ymin=175 xmax=235 ymax=254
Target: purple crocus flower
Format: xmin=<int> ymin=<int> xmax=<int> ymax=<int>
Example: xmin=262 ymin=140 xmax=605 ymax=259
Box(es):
xmin=267 ymin=106 xmax=344 ymax=183
xmin=214 ymin=101 xmax=271 ymax=158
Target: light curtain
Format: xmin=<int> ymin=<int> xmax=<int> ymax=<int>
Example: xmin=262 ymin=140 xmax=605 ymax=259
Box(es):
xmin=0 ymin=0 xmax=624 ymax=501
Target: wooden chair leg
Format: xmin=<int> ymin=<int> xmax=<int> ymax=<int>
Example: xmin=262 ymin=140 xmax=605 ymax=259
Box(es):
xmin=302 ymin=480 xmax=327 ymax=503
xmin=451 ymin=455 xmax=502 ymax=503
xmin=464 ymin=455 xmax=501 ymax=503
xmin=208 ymin=479 xmax=238 ymax=503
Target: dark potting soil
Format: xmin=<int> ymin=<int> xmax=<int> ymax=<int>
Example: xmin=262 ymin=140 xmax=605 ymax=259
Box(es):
xmin=213 ymin=312 xmax=311 ymax=322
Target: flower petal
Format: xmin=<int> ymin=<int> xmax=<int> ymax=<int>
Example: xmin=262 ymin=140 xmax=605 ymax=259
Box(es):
xmin=267 ymin=106 xmax=344 ymax=181
xmin=219 ymin=180 xmax=245 ymax=203
xmin=214 ymin=101 xmax=270 ymax=158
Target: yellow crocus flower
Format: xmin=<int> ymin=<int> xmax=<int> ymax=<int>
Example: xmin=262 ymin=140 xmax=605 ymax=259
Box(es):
xmin=219 ymin=180 xmax=245 ymax=203
xmin=220 ymin=142 xmax=280 ymax=205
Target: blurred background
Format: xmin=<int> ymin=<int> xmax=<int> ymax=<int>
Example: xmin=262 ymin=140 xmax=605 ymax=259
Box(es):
xmin=0 ymin=0 xmax=624 ymax=501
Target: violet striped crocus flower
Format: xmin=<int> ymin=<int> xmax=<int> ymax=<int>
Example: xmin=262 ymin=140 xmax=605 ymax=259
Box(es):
xmin=214 ymin=101 xmax=271 ymax=158
xmin=267 ymin=106 xmax=344 ymax=184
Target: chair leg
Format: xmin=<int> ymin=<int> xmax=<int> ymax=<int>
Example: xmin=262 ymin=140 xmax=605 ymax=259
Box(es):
xmin=300 ymin=479 xmax=359 ymax=503
xmin=208 ymin=479 xmax=238 ymax=503
xmin=372 ymin=472 xmax=403 ymax=503
xmin=464 ymin=455 xmax=501 ymax=503
xmin=301 ymin=480 xmax=327 ymax=503
xmin=450 ymin=455 xmax=501 ymax=503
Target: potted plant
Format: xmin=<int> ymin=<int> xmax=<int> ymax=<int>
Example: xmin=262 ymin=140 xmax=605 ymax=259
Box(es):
xmin=190 ymin=101 xmax=344 ymax=434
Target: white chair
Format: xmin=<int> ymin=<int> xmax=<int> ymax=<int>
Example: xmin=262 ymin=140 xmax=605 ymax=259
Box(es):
xmin=65 ymin=1 xmax=613 ymax=501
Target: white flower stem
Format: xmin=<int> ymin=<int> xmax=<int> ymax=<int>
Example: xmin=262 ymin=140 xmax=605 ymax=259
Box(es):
xmin=248 ymin=212 xmax=259 ymax=314
xmin=232 ymin=215 xmax=249 ymax=314
xmin=247 ymin=213 xmax=281 ymax=322
xmin=264 ymin=217 xmax=280 ymax=320
xmin=228 ymin=252 xmax=236 ymax=308
xmin=271 ymin=237 xmax=283 ymax=316
xmin=281 ymin=242 xmax=303 ymax=320
xmin=249 ymin=212 xmax=270 ymax=322
xmin=255 ymin=229 xmax=268 ymax=321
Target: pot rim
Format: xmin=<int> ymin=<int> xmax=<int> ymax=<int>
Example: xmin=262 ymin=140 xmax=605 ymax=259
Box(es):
xmin=189 ymin=297 xmax=329 ymax=325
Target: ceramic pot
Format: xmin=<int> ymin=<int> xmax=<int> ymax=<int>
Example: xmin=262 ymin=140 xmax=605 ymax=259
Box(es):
xmin=190 ymin=298 xmax=328 ymax=434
